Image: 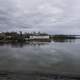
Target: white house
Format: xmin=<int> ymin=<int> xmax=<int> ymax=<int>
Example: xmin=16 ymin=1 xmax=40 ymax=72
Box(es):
xmin=30 ymin=35 xmax=49 ymax=39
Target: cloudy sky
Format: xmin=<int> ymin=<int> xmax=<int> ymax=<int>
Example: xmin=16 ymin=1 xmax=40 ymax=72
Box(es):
xmin=0 ymin=0 xmax=80 ymax=34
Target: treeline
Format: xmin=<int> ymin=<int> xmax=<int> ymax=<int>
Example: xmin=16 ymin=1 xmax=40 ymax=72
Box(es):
xmin=0 ymin=32 xmax=25 ymax=42
xmin=50 ymin=35 xmax=76 ymax=42
xmin=50 ymin=35 xmax=76 ymax=39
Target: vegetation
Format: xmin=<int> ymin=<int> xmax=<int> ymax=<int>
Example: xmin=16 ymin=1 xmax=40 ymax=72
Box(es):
xmin=50 ymin=35 xmax=76 ymax=42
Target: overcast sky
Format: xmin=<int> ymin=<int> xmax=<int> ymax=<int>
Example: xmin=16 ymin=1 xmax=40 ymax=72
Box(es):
xmin=0 ymin=0 xmax=80 ymax=34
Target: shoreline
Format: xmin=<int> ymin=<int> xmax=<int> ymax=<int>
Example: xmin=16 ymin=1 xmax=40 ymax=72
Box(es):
xmin=0 ymin=38 xmax=76 ymax=43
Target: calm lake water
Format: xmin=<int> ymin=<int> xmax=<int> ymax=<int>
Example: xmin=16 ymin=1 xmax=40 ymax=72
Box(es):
xmin=0 ymin=39 xmax=80 ymax=79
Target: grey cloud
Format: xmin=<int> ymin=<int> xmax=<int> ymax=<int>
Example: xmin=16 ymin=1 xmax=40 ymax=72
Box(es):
xmin=0 ymin=0 xmax=80 ymax=34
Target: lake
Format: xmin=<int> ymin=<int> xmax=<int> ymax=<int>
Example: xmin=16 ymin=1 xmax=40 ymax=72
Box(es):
xmin=0 ymin=39 xmax=80 ymax=79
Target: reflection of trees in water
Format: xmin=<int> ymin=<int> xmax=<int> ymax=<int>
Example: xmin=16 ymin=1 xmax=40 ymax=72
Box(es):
xmin=0 ymin=42 xmax=24 ymax=48
xmin=0 ymin=39 xmax=76 ymax=47
xmin=0 ymin=42 xmax=50 ymax=48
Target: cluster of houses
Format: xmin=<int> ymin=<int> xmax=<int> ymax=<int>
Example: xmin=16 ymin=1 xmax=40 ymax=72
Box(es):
xmin=0 ymin=32 xmax=50 ymax=42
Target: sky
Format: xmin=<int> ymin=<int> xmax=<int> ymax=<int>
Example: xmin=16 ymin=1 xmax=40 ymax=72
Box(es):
xmin=0 ymin=0 xmax=80 ymax=34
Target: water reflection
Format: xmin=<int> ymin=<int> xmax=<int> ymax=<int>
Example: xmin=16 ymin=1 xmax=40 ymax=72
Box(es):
xmin=0 ymin=39 xmax=76 ymax=47
xmin=0 ymin=39 xmax=80 ymax=79
xmin=0 ymin=42 xmax=50 ymax=48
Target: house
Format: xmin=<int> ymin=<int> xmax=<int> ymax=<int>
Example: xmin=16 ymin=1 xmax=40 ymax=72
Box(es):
xmin=29 ymin=33 xmax=49 ymax=40
xmin=29 ymin=33 xmax=50 ymax=40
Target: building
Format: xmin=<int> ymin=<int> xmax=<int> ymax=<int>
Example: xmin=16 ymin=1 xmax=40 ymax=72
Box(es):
xmin=30 ymin=35 xmax=49 ymax=39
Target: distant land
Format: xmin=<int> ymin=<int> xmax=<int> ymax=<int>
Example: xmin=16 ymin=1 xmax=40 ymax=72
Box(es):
xmin=0 ymin=31 xmax=79 ymax=43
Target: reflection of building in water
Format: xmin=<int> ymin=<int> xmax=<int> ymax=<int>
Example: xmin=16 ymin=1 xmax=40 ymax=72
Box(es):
xmin=29 ymin=42 xmax=49 ymax=46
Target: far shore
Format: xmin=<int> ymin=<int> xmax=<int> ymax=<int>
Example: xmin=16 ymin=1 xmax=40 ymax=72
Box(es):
xmin=0 ymin=31 xmax=77 ymax=43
